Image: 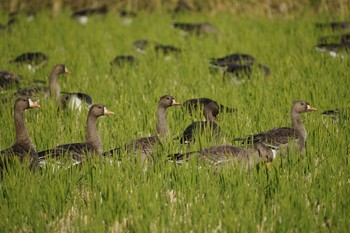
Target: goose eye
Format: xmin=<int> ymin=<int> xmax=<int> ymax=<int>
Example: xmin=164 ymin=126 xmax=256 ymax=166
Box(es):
xmin=301 ymin=102 xmax=304 ymax=105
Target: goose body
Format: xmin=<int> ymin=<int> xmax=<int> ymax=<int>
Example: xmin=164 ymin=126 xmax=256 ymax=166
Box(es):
xmin=0 ymin=97 xmax=40 ymax=171
xmin=17 ymin=64 xmax=92 ymax=110
xmin=104 ymin=95 xmax=180 ymax=163
xmin=10 ymin=52 xmax=48 ymax=70
xmin=235 ymin=100 xmax=317 ymax=154
xmin=173 ymin=22 xmax=219 ymax=35
xmin=182 ymin=97 xmax=236 ymax=115
xmin=36 ymin=104 xmax=114 ymax=167
xmin=170 ymin=143 xmax=274 ymax=167
xmin=179 ymin=102 xmax=221 ymax=144
xmin=0 ymin=70 xmax=21 ymax=89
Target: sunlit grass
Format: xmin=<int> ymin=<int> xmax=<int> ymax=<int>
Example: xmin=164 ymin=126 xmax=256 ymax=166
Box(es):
xmin=0 ymin=10 xmax=349 ymax=232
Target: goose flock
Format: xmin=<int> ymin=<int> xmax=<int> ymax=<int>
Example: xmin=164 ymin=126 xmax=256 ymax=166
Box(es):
xmin=1 ymin=4 xmax=348 ymax=174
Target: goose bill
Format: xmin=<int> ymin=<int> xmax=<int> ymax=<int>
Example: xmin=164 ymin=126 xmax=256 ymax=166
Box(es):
xmin=28 ymin=99 xmax=41 ymax=108
xmin=172 ymin=99 xmax=181 ymax=106
xmin=104 ymin=107 xmax=115 ymax=115
xmin=307 ymin=105 xmax=317 ymax=111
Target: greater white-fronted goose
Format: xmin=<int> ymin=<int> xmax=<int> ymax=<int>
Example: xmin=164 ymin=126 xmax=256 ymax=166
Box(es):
xmin=10 ymin=52 xmax=48 ymax=71
xmin=315 ymin=42 xmax=350 ymax=58
xmin=179 ymin=102 xmax=221 ymax=144
xmin=172 ymin=0 xmax=194 ymax=15
xmin=17 ymin=64 xmax=70 ymax=99
xmin=0 ymin=97 xmax=40 ymax=171
xmin=71 ymin=4 xmax=108 ymax=25
xmin=322 ymin=107 xmax=350 ymax=121
xmin=315 ymin=21 xmax=350 ymax=31
xmin=36 ymin=104 xmax=114 ymax=167
xmin=155 ymin=44 xmax=181 ymax=57
xmin=210 ymin=53 xmax=256 ymax=68
xmin=119 ymin=10 xmax=137 ymax=25
xmin=235 ymin=100 xmax=317 ymax=154
xmin=173 ymin=22 xmax=220 ymax=36
xmin=318 ymin=33 xmax=350 ymax=44
xmin=0 ymin=70 xmax=21 ymax=89
xmin=17 ymin=64 xmax=92 ymax=110
xmin=110 ymin=55 xmax=137 ymax=67
xmin=170 ymin=143 xmax=274 ymax=167
xmin=133 ymin=39 xmax=150 ymax=54
xmin=182 ymin=97 xmax=237 ymax=115
xmin=104 ymin=95 xmax=180 ymax=162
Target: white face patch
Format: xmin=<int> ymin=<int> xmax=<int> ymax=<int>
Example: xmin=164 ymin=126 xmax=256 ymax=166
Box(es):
xmin=65 ymin=67 xmax=69 ymax=73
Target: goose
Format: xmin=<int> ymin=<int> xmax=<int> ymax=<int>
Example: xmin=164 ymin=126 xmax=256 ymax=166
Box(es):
xmin=170 ymin=143 xmax=274 ymax=167
xmin=17 ymin=64 xmax=92 ymax=110
xmin=119 ymin=10 xmax=137 ymax=25
xmin=179 ymin=102 xmax=221 ymax=144
xmin=322 ymin=107 xmax=350 ymax=120
xmin=0 ymin=97 xmax=40 ymax=171
xmin=235 ymin=100 xmax=317 ymax=155
xmin=182 ymin=97 xmax=237 ymax=115
xmin=0 ymin=70 xmax=21 ymax=90
xmin=110 ymin=55 xmax=137 ymax=67
xmin=71 ymin=4 xmax=108 ymax=25
xmin=36 ymin=104 xmax=114 ymax=167
xmin=210 ymin=53 xmax=256 ymax=69
xmin=173 ymin=23 xmax=220 ymax=36
xmin=104 ymin=95 xmax=180 ymax=163
xmin=10 ymin=52 xmax=48 ymax=71
xmin=173 ymin=0 xmax=194 ymax=15
xmin=315 ymin=21 xmax=350 ymax=31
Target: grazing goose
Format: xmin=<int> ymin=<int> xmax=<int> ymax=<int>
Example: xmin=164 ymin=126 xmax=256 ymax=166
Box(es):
xmin=322 ymin=107 xmax=350 ymax=120
xmin=179 ymin=102 xmax=221 ymax=144
xmin=235 ymin=100 xmax=317 ymax=154
xmin=17 ymin=64 xmax=92 ymax=110
xmin=315 ymin=21 xmax=350 ymax=31
xmin=133 ymin=39 xmax=150 ymax=54
xmin=183 ymin=97 xmax=237 ymax=115
xmin=173 ymin=0 xmax=194 ymax=15
xmin=104 ymin=95 xmax=180 ymax=163
xmin=0 ymin=97 xmax=40 ymax=171
xmin=170 ymin=143 xmax=274 ymax=167
xmin=10 ymin=52 xmax=48 ymax=71
xmin=119 ymin=10 xmax=137 ymax=25
xmin=210 ymin=53 xmax=256 ymax=68
xmin=173 ymin=22 xmax=220 ymax=35
xmin=0 ymin=70 xmax=21 ymax=89
xmin=318 ymin=33 xmax=350 ymax=44
xmin=36 ymin=104 xmax=114 ymax=167
xmin=71 ymin=4 xmax=108 ymax=25
xmin=315 ymin=43 xmax=350 ymax=58
xmin=110 ymin=55 xmax=137 ymax=67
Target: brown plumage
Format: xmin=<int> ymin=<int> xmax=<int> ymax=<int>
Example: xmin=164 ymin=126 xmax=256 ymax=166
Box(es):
xmin=179 ymin=102 xmax=221 ymax=144
xmin=36 ymin=104 xmax=114 ymax=167
xmin=235 ymin=100 xmax=317 ymax=154
xmin=104 ymin=95 xmax=180 ymax=163
xmin=0 ymin=97 xmax=40 ymax=171
xmin=170 ymin=143 xmax=274 ymax=167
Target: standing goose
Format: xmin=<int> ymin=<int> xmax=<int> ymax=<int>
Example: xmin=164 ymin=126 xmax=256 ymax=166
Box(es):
xmin=170 ymin=143 xmax=274 ymax=167
xmin=0 ymin=97 xmax=40 ymax=171
xmin=36 ymin=104 xmax=114 ymax=167
xmin=179 ymin=102 xmax=221 ymax=144
xmin=235 ymin=100 xmax=317 ymax=154
xmin=104 ymin=95 xmax=180 ymax=163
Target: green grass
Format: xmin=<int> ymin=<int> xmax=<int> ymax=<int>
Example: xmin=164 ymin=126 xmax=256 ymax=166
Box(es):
xmin=1 ymin=10 xmax=350 ymax=232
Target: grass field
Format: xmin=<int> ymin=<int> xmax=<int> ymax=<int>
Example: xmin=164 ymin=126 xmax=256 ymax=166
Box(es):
xmin=0 ymin=10 xmax=350 ymax=232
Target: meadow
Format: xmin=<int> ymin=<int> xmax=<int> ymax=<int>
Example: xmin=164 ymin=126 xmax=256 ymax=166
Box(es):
xmin=0 ymin=9 xmax=350 ymax=232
